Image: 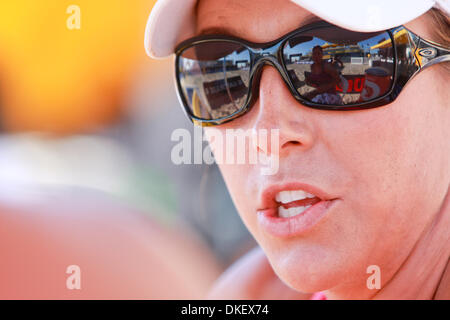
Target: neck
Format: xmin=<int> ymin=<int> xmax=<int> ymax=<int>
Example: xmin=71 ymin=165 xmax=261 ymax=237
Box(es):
xmin=327 ymin=186 xmax=450 ymax=300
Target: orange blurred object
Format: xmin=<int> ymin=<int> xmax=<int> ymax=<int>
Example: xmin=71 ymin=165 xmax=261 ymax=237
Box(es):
xmin=0 ymin=188 xmax=220 ymax=299
xmin=0 ymin=0 xmax=156 ymax=134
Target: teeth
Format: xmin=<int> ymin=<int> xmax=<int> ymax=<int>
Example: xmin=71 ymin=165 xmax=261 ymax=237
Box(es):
xmin=275 ymin=190 xmax=316 ymax=204
xmin=278 ymin=205 xmax=312 ymax=218
xmin=276 ymin=191 xmax=292 ymax=204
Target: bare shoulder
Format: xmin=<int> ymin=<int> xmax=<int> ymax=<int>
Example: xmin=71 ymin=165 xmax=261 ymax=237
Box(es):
xmin=207 ymin=246 xmax=311 ymax=300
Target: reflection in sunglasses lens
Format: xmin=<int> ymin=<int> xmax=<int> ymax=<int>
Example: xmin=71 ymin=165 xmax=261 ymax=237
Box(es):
xmin=283 ymin=28 xmax=394 ymax=105
xmin=178 ymin=42 xmax=251 ymax=120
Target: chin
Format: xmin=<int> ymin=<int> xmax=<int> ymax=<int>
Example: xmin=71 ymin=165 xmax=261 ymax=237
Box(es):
xmin=264 ymin=243 xmax=359 ymax=294
xmin=276 ymin=266 xmax=343 ymax=294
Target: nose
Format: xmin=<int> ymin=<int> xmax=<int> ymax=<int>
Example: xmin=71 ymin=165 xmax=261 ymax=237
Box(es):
xmin=249 ymin=65 xmax=315 ymax=158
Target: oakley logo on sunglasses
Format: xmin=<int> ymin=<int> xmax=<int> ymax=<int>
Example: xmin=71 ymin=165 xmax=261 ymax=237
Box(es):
xmin=418 ymin=48 xmax=437 ymax=58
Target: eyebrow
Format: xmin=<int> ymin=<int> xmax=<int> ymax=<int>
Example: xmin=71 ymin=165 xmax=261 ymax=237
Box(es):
xmin=197 ymin=15 xmax=323 ymax=38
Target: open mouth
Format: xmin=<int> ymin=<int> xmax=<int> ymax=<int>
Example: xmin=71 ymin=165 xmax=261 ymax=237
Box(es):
xmin=256 ymin=183 xmax=338 ymax=237
xmin=275 ymin=190 xmax=322 ymax=218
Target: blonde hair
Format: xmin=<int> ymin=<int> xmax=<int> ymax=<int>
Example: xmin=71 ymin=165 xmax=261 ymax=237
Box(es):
xmin=427 ymin=8 xmax=450 ymax=73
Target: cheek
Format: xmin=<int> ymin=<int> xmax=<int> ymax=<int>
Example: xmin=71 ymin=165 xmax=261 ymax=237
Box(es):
xmin=204 ymin=126 xmax=261 ymax=233
xmin=320 ymin=75 xmax=449 ymax=253
xmin=203 ymin=127 xmax=253 ymax=187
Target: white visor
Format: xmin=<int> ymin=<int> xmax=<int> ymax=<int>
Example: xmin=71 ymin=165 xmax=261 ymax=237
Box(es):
xmin=145 ymin=0 xmax=450 ymax=58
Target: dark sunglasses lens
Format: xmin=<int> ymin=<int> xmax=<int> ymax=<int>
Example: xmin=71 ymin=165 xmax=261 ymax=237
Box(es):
xmin=283 ymin=28 xmax=394 ymax=106
xmin=178 ymin=41 xmax=251 ymax=120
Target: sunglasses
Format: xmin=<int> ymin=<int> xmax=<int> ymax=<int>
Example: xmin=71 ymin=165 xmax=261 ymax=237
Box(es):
xmin=175 ymin=21 xmax=450 ymax=126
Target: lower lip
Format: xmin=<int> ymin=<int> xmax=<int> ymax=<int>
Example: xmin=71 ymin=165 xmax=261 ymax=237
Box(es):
xmin=257 ymin=199 xmax=338 ymax=238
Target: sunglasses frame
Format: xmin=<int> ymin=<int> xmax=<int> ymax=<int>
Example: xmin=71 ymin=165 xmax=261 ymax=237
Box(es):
xmin=174 ymin=20 xmax=450 ymax=126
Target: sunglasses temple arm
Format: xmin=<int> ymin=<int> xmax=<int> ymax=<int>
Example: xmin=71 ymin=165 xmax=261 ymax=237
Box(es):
xmin=414 ymin=37 xmax=450 ymax=70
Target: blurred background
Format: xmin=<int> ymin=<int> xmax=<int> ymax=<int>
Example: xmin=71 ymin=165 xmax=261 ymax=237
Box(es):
xmin=0 ymin=0 xmax=255 ymax=299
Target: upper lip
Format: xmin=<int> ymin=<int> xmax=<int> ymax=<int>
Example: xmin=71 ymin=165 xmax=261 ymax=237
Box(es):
xmin=257 ymin=182 xmax=337 ymax=211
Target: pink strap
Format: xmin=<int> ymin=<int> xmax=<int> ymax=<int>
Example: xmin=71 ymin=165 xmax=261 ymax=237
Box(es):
xmin=311 ymin=292 xmax=327 ymax=300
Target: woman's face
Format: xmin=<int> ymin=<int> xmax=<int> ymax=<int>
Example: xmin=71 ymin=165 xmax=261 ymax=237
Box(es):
xmin=196 ymin=0 xmax=450 ymax=294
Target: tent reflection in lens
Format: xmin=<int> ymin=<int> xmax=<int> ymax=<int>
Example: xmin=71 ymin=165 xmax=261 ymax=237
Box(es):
xmin=178 ymin=41 xmax=251 ymax=120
